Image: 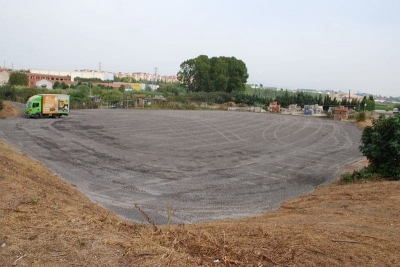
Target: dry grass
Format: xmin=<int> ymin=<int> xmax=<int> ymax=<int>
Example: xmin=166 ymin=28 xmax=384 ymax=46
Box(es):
xmin=0 ymin=101 xmax=22 ymax=118
xmin=356 ymin=119 xmax=373 ymax=130
xmin=1 ymin=103 xmax=400 ymax=266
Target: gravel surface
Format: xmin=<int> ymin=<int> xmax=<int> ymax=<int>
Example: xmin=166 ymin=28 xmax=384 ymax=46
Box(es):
xmin=0 ymin=109 xmax=363 ymax=224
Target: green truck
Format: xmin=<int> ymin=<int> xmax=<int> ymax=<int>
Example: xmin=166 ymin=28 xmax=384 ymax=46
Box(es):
xmin=24 ymin=94 xmax=70 ymax=118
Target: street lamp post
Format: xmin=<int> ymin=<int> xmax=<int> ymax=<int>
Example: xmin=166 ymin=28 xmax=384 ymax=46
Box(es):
xmin=364 ymin=103 xmax=367 ymax=111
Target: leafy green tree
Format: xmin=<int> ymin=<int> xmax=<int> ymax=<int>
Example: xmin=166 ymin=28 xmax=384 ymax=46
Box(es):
xmin=53 ymin=81 xmax=60 ymax=89
xmin=194 ymin=55 xmax=212 ymax=92
xmin=76 ymin=84 xmax=90 ymax=92
xmin=119 ymin=84 xmax=125 ymax=93
xmin=68 ymin=89 xmax=89 ymax=104
xmin=278 ymin=90 xmax=291 ymax=107
xmin=225 ymin=57 xmax=248 ymax=92
xmin=177 ymin=58 xmax=196 ymax=92
xmin=360 ymin=95 xmax=375 ymax=111
xmin=360 ymin=114 xmax=400 ymax=178
xmin=350 ymin=98 xmax=359 ymax=106
xmin=210 ymin=57 xmax=229 ymax=92
xmin=177 ymin=55 xmax=248 ymax=93
xmin=0 ymin=85 xmax=16 ymax=101
xmin=365 ymin=99 xmax=375 ymax=111
xmin=61 ymin=82 xmax=69 ymax=89
xmin=103 ymin=90 xmax=122 ymax=102
xmin=316 ymin=94 xmax=323 ymax=105
xmin=157 ymin=82 xmax=184 ymax=96
xmin=8 ymin=72 xmax=29 ymax=86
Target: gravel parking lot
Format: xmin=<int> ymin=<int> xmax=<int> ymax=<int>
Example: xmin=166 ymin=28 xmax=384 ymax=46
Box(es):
xmin=0 ymin=109 xmax=363 ymax=224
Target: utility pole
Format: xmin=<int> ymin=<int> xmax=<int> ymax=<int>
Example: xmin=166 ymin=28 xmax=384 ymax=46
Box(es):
xmin=153 ymin=67 xmax=158 ymax=90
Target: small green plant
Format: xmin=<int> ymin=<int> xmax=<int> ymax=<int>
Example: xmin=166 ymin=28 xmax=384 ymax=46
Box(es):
xmin=77 ymin=237 xmax=84 ymax=246
xmin=166 ymin=204 xmax=174 ymax=232
xmin=341 ymin=172 xmax=353 ymax=182
xmin=355 ymin=111 xmax=366 ymax=122
xmin=30 ymin=197 xmax=38 ymax=204
xmin=347 ymin=113 xmax=355 ymax=120
xmin=340 ymin=167 xmax=382 ymax=183
xmin=0 ymin=99 xmax=3 ymax=110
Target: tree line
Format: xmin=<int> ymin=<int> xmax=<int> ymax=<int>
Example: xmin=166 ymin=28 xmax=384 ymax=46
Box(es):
xmin=1 ymin=66 xmax=377 ymax=111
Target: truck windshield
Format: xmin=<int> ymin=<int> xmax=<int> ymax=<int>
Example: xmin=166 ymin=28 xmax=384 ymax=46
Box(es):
xmin=26 ymin=102 xmax=32 ymax=108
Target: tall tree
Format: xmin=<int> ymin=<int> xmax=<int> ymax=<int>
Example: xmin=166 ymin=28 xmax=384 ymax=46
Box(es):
xmin=8 ymin=72 xmax=28 ymax=86
xmin=210 ymin=57 xmax=229 ymax=92
xmin=194 ymin=55 xmax=212 ymax=92
xmin=177 ymin=55 xmax=248 ymax=93
xmin=360 ymin=95 xmax=375 ymax=111
xmin=53 ymin=81 xmax=60 ymax=89
xmin=225 ymin=57 xmax=248 ymax=92
xmin=177 ymin=58 xmax=196 ymax=92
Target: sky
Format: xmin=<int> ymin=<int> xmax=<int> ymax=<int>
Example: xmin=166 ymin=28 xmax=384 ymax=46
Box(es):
xmin=1 ymin=0 xmax=399 ymax=97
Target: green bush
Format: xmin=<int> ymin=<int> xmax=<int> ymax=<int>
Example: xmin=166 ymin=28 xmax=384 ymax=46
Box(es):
xmin=0 ymin=99 xmax=3 ymax=110
xmin=359 ymin=114 xmax=400 ymax=178
xmin=340 ymin=167 xmax=381 ymax=183
xmin=0 ymin=85 xmax=16 ymax=101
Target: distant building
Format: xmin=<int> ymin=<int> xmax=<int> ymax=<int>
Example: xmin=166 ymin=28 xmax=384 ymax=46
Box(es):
xmin=0 ymin=70 xmax=10 ymax=85
xmin=29 ymin=69 xmax=114 ymax=81
xmin=27 ymin=73 xmax=71 ymax=88
xmin=115 ymin=71 xmax=178 ymax=83
xmin=297 ymin=88 xmax=317 ymax=93
xmin=110 ymin=83 xmax=159 ymax=91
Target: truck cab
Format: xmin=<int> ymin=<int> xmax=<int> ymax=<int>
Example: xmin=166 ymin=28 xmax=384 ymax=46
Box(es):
xmin=25 ymin=95 xmax=43 ymax=118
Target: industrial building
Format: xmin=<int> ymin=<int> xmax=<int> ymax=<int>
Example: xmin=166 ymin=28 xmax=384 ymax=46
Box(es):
xmin=27 ymin=73 xmax=72 ymax=88
xmin=29 ymin=69 xmax=114 ymax=82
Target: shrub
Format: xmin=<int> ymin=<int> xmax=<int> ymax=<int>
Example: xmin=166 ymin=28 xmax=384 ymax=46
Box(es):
xmin=166 ymin=95 xmax=190 ymax=104
xmin=355 ymin=111 xmax=366 ymax=122
xmin=0 ymin=99 xmax=3 ymax=110
xmin=0 ymin=86 xmax=16 ymax=101
xmin=340 ymin=167 xmax=382 ymax=183
xmin=359 ymin=114 xmax=400 ymax=178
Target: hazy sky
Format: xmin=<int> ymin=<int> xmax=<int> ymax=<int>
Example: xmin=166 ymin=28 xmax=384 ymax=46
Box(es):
xmin=1 ymin=0 xmax=399 ymax=96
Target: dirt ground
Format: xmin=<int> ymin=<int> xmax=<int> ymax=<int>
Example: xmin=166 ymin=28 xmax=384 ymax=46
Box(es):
xmin=0 ymin=101 xmax=23 ymax=118
xmin=1 ymin=102 xmax=399 ymax=266
xmin=0 ymin=104 xmax=363 ymax=224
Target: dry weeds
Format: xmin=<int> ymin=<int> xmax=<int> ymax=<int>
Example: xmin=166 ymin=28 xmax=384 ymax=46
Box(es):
xmin=1 ymin=103 xmax=399 ymax=266
xmin=0 ymin=101 xmax=22 ymax=118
